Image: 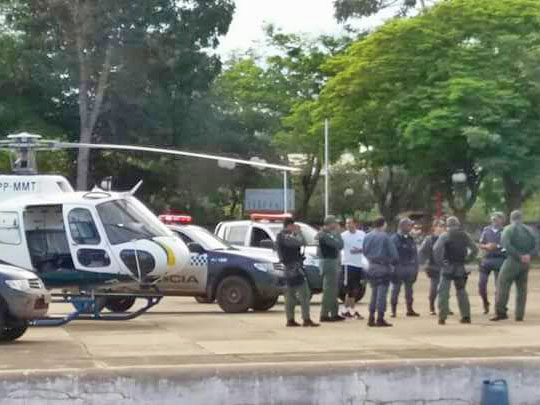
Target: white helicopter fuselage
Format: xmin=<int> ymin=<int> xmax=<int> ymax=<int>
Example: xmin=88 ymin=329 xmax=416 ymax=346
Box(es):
xmin=0 ymin=175 xmax=190 ymax=289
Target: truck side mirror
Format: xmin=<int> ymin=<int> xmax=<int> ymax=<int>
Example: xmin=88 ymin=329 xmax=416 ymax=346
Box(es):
xmin=187 ymin=242 xmax=205 ymax=255
xmin=259 ymin=239 xmax=275 ymax=250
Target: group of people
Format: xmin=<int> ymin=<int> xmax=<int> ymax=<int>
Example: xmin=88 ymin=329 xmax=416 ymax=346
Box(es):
xmin=276 ymin=210 xmax=539 ymax=328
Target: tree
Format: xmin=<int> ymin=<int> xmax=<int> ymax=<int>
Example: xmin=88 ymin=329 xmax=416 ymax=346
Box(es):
xmin=322 ymin=0 xmax=540 ymax=221
xmin=2 ymin=0 xmax=235 ymax=190
xmin=333 ymin=0 xmax=430 ymax=21
xmin=214 ymin=27 xmax=352 ymax=220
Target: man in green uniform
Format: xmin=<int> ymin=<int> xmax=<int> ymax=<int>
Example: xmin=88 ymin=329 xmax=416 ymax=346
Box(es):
xmin=491 ymin=210 xmax=539 ymax=322
xmin=276 ymin=218 xmax=319 ymax=327
xmin=317 ymin=216 xmax=345 ymax=322
xmin=433 ymin=216 xmax=478 ymax=325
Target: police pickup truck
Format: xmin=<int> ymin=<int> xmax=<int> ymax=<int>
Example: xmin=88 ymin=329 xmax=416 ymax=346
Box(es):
xmin=215 ymin=214 xmax=366 ymax=302
xmin=155 ymin=215 xmax=286 ymax=313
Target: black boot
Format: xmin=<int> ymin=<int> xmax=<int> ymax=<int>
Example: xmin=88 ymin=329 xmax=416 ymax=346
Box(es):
xmin=490 ymin=313 xmax=509 ymax=321
xmin=286 ymin=320 xmax=301 ymax=327
xmin=460 ymin=317 xmax=471 ymax=324
xmin=376 ymin=316 xmax=393 ymax=327
xmin=429 ymin=302 xmax=436 ymax=316
xmin=368 ymin=313 xmax=376 ymax=327
xmin=406 ymin=308 xmax=420 ymax=317
xmin=483 ymin=300 xmax=490 ymax=315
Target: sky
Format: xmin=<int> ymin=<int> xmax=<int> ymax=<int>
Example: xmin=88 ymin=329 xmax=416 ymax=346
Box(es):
xmin=217 ymin=0 xmax=389 ymax=58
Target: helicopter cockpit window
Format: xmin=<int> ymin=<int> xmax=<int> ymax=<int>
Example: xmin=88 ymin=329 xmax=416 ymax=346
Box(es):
xmin=97 ymin=198 xmax=171 ymax=245
xmin=68 ymin=209 xmax=101 ymax=245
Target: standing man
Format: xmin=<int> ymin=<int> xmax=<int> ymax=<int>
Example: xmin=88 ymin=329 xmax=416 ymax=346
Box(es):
xmin=491 ymin=210 xmax=539 ymax=322
xmin=390 ymin=217 xmax=420 ymax=318
xmin=317 ymin=215 xmax=345 ymax=322
xmin=434 ymin=216 xmax=478 ymax=325
xmin=363 ymin=217 xmax=399 ymax=327
xmin=276 ymin=218 xmax=319 ymax=327
xmin=419 ymin=219 xmax=446 ymax=315
xmin=341 ymin=217 xmax=367 ymax=319
xmin=478 ymin=212 xmax=506 ymax=314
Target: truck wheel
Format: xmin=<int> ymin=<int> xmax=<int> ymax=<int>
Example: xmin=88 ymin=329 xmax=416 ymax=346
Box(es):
xmin=252 ymin=296 xmax=279 ymax=311
xmin=0 ymin=301 xmax=28 ymax=342
xmin=194 ymin=296 xmax=215 ymax=304
xmin=105 ymin=297 xmax=136 ymax=313
xmin=216 ymin=276 xmax=254 ymax=313
xmin=0 ymin=323 xmax=29 ymax=342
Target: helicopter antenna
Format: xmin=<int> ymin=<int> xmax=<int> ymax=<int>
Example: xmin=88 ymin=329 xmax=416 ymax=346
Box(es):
xmin=129 ymin=180 xmax=143 ymax=195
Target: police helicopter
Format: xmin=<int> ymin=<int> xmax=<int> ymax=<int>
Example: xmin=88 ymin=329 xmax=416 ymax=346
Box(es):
xmin=0 ymin=132 xmax=298 ymax=325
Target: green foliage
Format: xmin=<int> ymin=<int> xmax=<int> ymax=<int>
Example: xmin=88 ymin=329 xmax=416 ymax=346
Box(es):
xmin=322 ymin=0 xmax=540 ymax=220
xmin=333 ymin=0 xmax=428 ymax=21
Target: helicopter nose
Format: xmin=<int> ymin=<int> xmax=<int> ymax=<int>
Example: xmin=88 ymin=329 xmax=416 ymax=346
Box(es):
xmin=152 ymin=236 xmax=190 ymax=275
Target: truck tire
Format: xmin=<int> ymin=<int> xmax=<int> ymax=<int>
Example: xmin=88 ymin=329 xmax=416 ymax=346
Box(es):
xmin=252 ymin=296 xmax=279 ymax=311
xmin=105 ymin=297 xmax=136 ymax=313
xmin=194 ymin=296 xmax=215 ymax=304
xmin=216 ymin=276 xmax=254 ymax=313
xmin=339 ymin=283 xmax=367 ymax=303
xmin=0 ymin=323 xmax=29 ymax=342
xmin=0 ymin=300 xmax=28 ymax=342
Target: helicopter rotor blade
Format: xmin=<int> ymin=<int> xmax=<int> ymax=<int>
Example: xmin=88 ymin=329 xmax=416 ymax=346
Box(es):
xmin=55 ymin=142 xmax=300 ymax=172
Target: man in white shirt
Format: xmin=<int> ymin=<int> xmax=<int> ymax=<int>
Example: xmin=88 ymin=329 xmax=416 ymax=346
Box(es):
xmin=341 ymin=217 xmax=368 ymax=319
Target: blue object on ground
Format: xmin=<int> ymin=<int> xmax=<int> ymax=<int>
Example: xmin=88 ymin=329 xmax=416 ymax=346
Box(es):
xmin=481 ymin=380 xmax=509 ymax=405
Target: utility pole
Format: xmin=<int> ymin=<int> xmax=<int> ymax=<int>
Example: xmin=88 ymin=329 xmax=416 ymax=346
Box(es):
xmin=324 ymin=119 xmax=330 ymax=217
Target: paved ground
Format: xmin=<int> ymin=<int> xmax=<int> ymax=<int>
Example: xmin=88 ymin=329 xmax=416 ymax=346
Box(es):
xmin=3 ymin=270 xmax=540 ymax=373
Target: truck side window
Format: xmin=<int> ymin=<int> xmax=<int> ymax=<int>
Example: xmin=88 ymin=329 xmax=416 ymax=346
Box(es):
xmin=251 ymin=227 xmax=271 ymax=247
xmin=68 ymin=208 xmax=100 ymax=245
xmin=226 ymin=225 xmax=248 ymax=245
xmin=0 ymin=212 xmax=21 ymax=245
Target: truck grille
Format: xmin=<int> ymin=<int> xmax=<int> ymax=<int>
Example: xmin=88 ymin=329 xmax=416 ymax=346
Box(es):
xmin=28 ymin=279 xmax=43 ymax=289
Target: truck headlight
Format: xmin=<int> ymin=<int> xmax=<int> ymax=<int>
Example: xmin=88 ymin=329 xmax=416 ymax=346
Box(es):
xmin=253 ymin=262 xmax=274 ymax=273
xmin=5 ymin=279 xmax=31 ymax=292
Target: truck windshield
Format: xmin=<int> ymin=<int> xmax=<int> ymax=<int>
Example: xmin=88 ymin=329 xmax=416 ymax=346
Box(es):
xmin=268 ymin=223 xmax=318 ymax=246
xmin=97 ymin=198 xmax=173 ymax=245
xmin=189 ymin=227 xmax=232 ymax=251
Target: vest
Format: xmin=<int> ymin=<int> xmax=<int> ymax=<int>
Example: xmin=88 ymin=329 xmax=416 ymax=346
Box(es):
xmin=395 ymin=233 xmax=416 ymax=264
xmin=428 ymin=235 xmax=439 ymax=266
xmin=444 ymin=229 xmax=469 ymax=264
xmin=277 ymin=232 xmax=302 ymax=265
xmin=319 ymin=234 xmax=340 ymax=259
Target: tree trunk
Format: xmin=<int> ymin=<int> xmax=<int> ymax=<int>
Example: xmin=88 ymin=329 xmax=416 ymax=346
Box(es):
xmin=502 ymin=174 xmax=525 ymax=218
xmin=72 ymin=1 xmax=113 ymax=190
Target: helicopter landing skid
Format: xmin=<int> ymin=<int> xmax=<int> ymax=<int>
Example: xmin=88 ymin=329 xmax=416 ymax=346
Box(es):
xmin=31 ymin=294 xmax=163 ymax=327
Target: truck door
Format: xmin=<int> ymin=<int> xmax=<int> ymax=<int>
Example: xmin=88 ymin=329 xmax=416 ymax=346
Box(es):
xmin=63 ymin=205 xmax=114 ymax=274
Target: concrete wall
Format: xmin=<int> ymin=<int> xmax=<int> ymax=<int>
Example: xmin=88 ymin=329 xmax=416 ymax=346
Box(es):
xmin=0 ymin=359 xmax=537 ymax=405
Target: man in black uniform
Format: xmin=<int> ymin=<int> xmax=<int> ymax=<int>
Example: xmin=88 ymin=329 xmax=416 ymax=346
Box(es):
xmin=276 ymin=218 xmax=319 ymax=327
xmin=277 ymin=218 xmax=319 ymax=327
xmin=434 ymin=216 xmax=479 ymax=325
xmin=390 ymin=217 xmax=420 ymax=318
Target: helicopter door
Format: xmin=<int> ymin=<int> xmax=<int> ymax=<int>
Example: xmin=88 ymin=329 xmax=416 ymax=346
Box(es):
xmin=63 ymin=206 xmax=113 ymax=273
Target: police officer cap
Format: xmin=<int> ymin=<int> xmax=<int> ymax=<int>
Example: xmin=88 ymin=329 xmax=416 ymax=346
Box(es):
xmin=491 ymin=212 xmax=505 ymax=221
xmin=324 ymin=215 xmax=338 ymax=226
xmin=398 ymin=217 xmax=413 ymax=228
xmin=510 ymin=210 xmax=523 ymax=223
xmin=446 ymin=216 xmax=460 ymax=228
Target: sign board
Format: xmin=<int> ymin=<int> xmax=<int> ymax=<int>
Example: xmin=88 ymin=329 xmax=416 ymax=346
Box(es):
xmin=245 ymin=189 xmax=295 ymax=213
